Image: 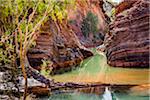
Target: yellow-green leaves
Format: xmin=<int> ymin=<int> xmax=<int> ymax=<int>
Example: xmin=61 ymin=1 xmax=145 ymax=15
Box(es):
xmin=37 ymin=2 xmax=46 ymax=14
xmin=0 ymin=0 xmax=75 ymax=66
xmin=48 ymin=0 xmax=75 ymax=22
xmin=40 ymin=60 xmax=53 ymax=76
xmin=110 ymin=8 xmax=116 ymax=20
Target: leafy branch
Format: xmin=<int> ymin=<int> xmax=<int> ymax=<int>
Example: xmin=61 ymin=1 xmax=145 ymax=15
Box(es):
xmin=0 ymin=0 xmax=75 ymax=99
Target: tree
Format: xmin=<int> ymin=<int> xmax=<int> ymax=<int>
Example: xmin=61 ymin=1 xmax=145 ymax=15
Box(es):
xmin=81 ymin=11 xmax=98 ymax=38
xmin=0 ymin=0 xmax=74 ymax=99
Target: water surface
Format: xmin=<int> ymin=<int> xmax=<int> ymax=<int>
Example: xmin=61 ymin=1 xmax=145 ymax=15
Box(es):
xmin=49 ymin=51 xmax=149 ymax=85
xmin=45 ymin=51 xmax=149 ymax=100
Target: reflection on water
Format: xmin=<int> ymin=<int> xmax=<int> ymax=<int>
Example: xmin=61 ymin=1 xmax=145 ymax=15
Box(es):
xmin=47 ymin=90 xmax=149 ymax=100
xmin=46 ymin=51 xmax=149 ymax=100
xmin=49 ymin=52 xmax=149 ymax=85
xmin=102 ymin=87 xmax=114 ymax=100
xmin=38 ymin=85 xmax=149 ymax=100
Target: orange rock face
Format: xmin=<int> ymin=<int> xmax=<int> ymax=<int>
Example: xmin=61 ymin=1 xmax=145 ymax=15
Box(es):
xmin=67 ymin=0 xmax=108 ymax=47
xmin=27 ymin=0 xmax=109 ymax=74
xmin=106 ymin=0 xmax=149 ymax=68
xmin=27 ymin=20 xmax=93 ymax=75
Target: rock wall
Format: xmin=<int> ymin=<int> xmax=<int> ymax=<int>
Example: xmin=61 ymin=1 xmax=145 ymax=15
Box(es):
xmin=67 ymin=0 xmax=108 ymax=47
xmin=27 ymin=0 xmax=110 ymax=74
xmin=105 ymin=0 xmax=149 ymax=68
xmin=27 ymin=19 xmax=93 ymax=75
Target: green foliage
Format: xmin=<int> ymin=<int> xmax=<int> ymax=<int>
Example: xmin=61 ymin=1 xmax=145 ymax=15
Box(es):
xmin=81 ymin=11 xmax=99 ymax=37
xmin=0 ymin=0 xmax=75 ymax=65
xmin=40 ymin=59 xmax=53 ymax=76
xmin=0 ymin=1 xmax=75 ymax=98
xmin=0 ymin=35 xmax=15 ymax=65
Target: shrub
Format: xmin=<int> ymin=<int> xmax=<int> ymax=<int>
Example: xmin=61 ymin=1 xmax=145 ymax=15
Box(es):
xmin=81 ymin=11 xmax=99 ymax=37
xmin=0 ymin=0 xmax=75 ymax=99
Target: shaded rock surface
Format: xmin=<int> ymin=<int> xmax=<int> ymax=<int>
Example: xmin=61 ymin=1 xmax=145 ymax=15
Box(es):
xmin=27 ymin=19 xmax=93 ymax=75
xmin=105 ymin=0 xmax=149 ymax=68
xmin=67 ymin=0 xmax=108 ymax=47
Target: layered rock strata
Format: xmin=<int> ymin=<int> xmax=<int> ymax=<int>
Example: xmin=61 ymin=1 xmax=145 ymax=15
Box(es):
xmin=27 ymin=20 xmax=93 ymax=75
xmin=106 ymin=0 xmax=149 ymax=68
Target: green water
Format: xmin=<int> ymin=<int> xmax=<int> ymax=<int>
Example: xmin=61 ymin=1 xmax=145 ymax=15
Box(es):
xmin=46 ymin=92 xmax=149 ymax=100
xmin=45 ymin=49 xmax=149 ymax=100
xmin=49 ymin=50 xmax=149 ymax=84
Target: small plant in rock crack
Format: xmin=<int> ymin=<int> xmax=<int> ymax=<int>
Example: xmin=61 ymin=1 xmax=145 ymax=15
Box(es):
xmin=40 ymin=59 xmax=53 ymax=76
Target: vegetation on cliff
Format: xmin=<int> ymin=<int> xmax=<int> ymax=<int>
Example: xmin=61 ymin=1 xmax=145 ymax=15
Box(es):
xmin=81 ymin=11 xmax=99 ymax=38
xmin=0 ymin=0 xmax=75 ymax=99
xmin=0 ymin=0 xmax=149 ymax=100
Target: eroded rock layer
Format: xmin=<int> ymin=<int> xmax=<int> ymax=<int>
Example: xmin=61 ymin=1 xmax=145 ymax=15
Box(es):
xmin=67 ymin=0 xmax=108 ymax=47
xmin=106 ymin=0 xmax=149 ymax=68
xmin=27 ymin=20 xmax=93 ymax=75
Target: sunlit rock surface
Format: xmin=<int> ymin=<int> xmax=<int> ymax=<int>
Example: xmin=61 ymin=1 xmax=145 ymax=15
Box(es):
xmin=67 ymin=0 xmax=108 ymax=47
xmin=27 ymin=0 xmax=110 ymax=72
xmin=105 ymin=0 xmax=149 ymax=68
xmin=27 ymin=19 xmax=93 ymax=75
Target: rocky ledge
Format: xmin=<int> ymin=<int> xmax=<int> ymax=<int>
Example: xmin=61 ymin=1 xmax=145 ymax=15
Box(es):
xmin=105 ymin=0 xmax=149 ymax=68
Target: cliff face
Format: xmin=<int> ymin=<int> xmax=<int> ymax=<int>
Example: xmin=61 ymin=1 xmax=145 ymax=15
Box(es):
xmin=105 ymin=0 xmax=149 ymax=68
xmin=27 ymin=19 xmax=93 ymax=75
xmin=67 ymin=0 xmax=108 ymax=47
xmin=27 ymin=0 xmax=109 ymax=74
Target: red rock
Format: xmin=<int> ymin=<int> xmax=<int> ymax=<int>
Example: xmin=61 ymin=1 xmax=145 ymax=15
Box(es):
xmin=105 ymin=0 xmax=149 ymax=68
xmin=27 ymin=19 xmax=93 ymax=74
xmin=67 ymin=0 xmax=108 ymax=47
